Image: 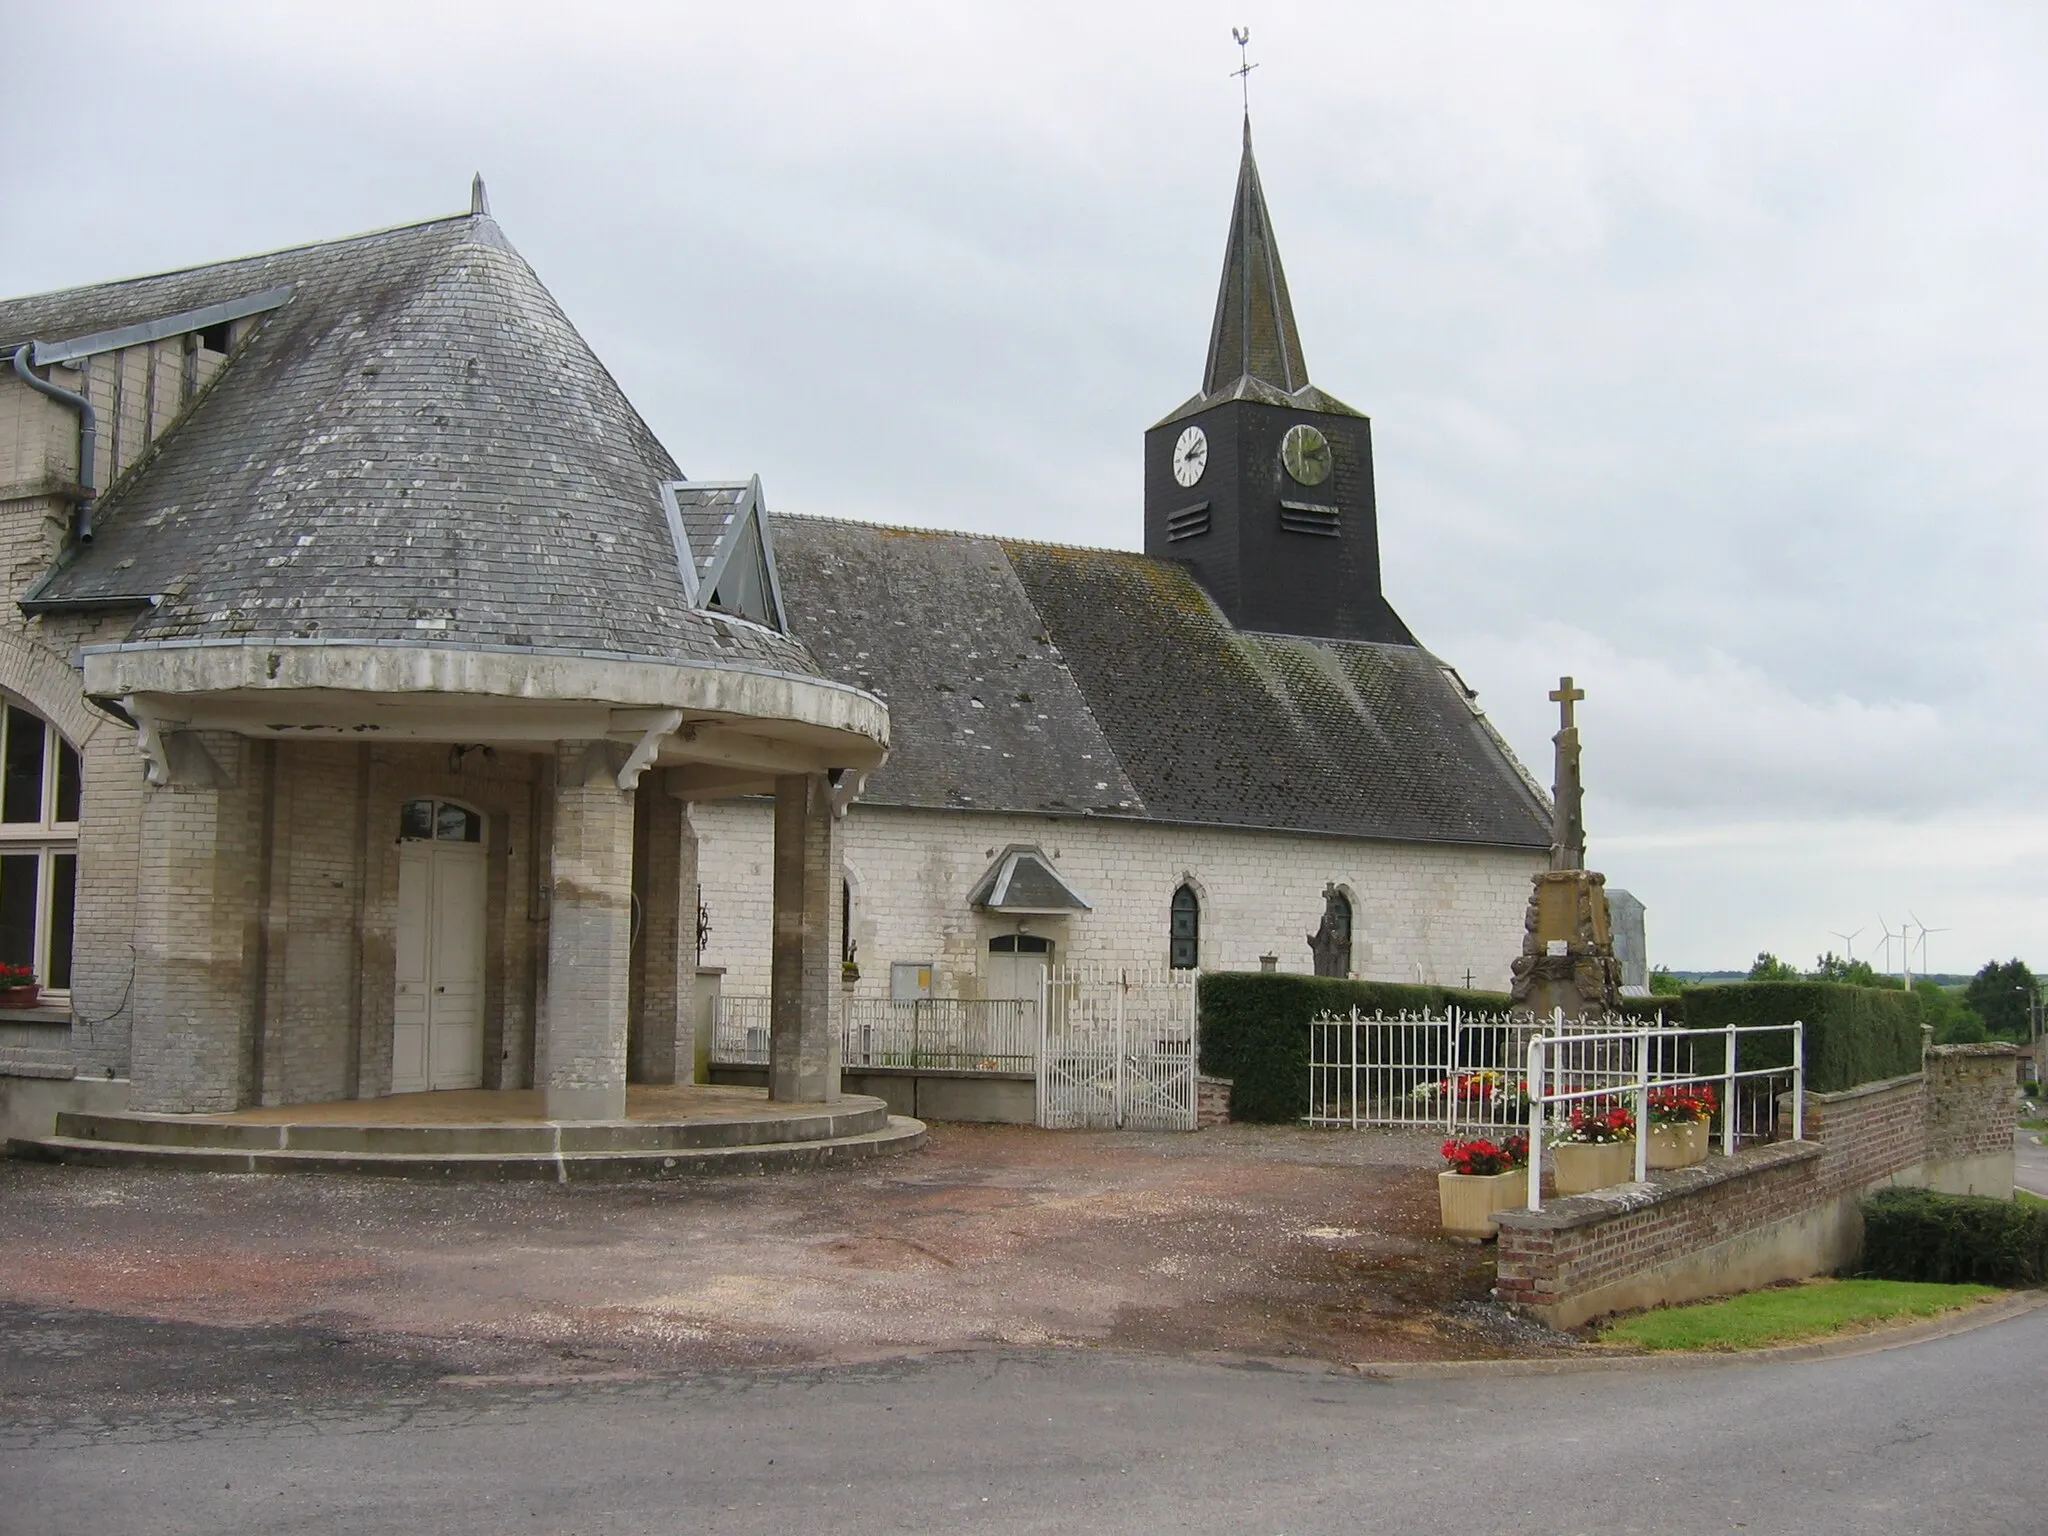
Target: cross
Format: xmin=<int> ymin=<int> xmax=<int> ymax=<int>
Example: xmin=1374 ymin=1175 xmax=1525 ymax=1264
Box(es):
xmin=1230 ymin=26 xmax=1258 ymax=114
xmin=1549 ymin=675 xmax=1585 ymax=731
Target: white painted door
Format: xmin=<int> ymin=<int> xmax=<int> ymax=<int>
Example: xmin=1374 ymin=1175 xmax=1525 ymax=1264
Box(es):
xmin=986 ymin=950 xmax=1048 ymax=1006
xmin=390 ymin=823 xmax=486 ymax=1094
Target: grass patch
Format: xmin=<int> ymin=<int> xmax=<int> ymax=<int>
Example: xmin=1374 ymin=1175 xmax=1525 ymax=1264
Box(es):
xmin=2019 ymin=1118 xmax=2047 ymax=1132
xmin=1599 ymin=1278 xmax=1998 ymax=1351
xmin=2019 ymin=1191 xmax=2047 ymax=1211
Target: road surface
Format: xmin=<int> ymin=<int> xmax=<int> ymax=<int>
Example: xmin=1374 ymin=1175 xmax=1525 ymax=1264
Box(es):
xmin=4 ymin=1302 xmax=2044 ymax=1535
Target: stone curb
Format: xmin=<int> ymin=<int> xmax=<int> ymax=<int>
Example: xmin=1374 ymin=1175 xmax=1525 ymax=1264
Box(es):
xmin=1347 ymin=1287 xmax=2048 ymax=1379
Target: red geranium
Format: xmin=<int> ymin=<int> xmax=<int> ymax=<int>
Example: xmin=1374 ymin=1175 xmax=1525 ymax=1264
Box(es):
xmin=1648 ymin=1085 xmax=1717 ymax=1125
xmin=1441 ymin=1134 xmax=1530 ymax=1176
xmin=1562 ymin=1101 xmax=1636 ymax=1143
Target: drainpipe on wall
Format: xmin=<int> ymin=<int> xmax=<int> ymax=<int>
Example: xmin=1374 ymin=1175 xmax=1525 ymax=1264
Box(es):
xmin=10 ymin=344 xmax=97 ymax=544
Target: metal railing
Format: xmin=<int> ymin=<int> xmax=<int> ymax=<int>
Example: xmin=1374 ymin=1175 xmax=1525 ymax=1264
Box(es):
xmin=1306 ymin=1006 xmax=1638 ymax=1133
xmin=711 ymin=995 xmax=1038 ymax=1074
xmin=1525 ymin=1020 xmax=1804 ymax=1210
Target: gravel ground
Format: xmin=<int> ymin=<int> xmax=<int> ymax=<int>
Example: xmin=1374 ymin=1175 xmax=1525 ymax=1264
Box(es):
xmin=0 ymin=1123 xmax=1581 ymax=1395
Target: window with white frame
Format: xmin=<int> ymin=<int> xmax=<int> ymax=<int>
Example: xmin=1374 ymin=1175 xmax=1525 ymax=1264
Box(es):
xmin=0 ymin=699 xmax=80 ymax=995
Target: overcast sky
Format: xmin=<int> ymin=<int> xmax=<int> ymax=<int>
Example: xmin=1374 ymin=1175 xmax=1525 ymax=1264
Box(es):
xmin=8 ymin=1 xmax=2043 ymax=973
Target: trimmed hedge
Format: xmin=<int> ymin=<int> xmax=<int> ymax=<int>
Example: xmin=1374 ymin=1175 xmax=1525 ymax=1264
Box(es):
xmin=1196 ymin=973 xmax=1685 ymax=1124
xmin=1681 ymin=982 xmax=1923 ymax=1094
xmin=1859 ymin=1186 xmax=2048 ymax=1286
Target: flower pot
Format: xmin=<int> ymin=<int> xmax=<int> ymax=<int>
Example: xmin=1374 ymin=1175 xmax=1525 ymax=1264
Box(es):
xmin=1437 ymin=1168 xmax=1526 ymax=1240
xmin=1551 ymin=1138 xmax=1637 ymax=1196
xmin=1647 ymin=1120 xmax=1708 ymax=1169
xmin=0 ymin=984 xmax=40 ymax=1010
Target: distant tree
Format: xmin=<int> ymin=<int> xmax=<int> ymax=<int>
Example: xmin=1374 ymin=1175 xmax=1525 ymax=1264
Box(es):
xmin=1964 ymin=960 xmax=2039 ymax=1041
xmin=1914 ymin=977 xmax=1982 ymax=1044
xmin=1808 ymin=952 xmax=1896 ymax=988
xmin=1748 ymin=952 xmax=1800 ymax=982
xmin=1648 ymin=966 xmax=1684 ymax=997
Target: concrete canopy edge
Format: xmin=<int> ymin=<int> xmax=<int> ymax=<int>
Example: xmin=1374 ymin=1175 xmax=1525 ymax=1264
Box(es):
xmin=80 ymin=640 xmax=890 ymax=767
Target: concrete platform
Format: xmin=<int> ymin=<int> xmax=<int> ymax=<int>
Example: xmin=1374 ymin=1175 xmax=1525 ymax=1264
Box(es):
xmin=6 ymin=1084 xmax=926 ymax=1180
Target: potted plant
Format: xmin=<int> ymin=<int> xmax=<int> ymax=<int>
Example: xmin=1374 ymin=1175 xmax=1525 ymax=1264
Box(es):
xmin=1551 ymin=1100 xmax=1637 ymax=1195
xmin=1438 ymin=1133 xmax=1530 ymax=1239
xmin=0 ymin=963 xmax=39 ymax=1010
xmin=1647 ymin=1084 xmax=1716 ymax=1168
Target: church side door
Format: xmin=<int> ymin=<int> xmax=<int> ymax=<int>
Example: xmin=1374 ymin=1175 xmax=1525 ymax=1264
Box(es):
xmin=391 ymin=799 xmax=487 ymax=1094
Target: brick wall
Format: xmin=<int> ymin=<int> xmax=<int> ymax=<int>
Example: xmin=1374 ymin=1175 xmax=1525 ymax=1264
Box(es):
xmin=1494 ymin=1047 xmax=2019 ymax=1328
xmin=693 ymin=800 xmax=1543 ymax=1000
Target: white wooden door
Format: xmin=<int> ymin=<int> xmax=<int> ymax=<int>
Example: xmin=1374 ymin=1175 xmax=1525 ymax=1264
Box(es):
xmin=390 ymin=833 xmax=486 ymax=1094
xmin=429 ymin=849 xmax=486 ymax=1089
xmin=391 ymin=844 xmax=432 ymax=1093
xmin=986 ymin=951 xmax=1048 ymax=1005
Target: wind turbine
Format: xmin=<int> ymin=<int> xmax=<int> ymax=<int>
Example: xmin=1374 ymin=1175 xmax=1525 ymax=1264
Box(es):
xmin=1908 ymin=914 xmax=1950 ymax=983
xmin=1828 ymin=927 xmax=1865 ymax=963
xmin=1872 ymin=917 xmax=1900 ymax=975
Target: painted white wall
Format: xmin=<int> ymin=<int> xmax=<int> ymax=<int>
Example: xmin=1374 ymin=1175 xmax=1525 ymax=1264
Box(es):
xmin=691 ymin=800 xmax=1542 ymax=999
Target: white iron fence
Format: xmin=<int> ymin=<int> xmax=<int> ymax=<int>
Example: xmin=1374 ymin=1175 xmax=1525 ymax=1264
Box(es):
xmin=1307 ymin=1007 xmax=1635 ymax=1133
xmin=1524 ymin=1020 xmax=1804 ymax=1210
xmin=712 ymin=995 xmax=1037 ymax=1074
xmin=1037 ymin=964 xmax=1199 ymax=1131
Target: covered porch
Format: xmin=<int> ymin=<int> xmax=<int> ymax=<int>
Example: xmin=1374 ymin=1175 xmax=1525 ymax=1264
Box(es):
xmin=82 ymin=637 xmax=889 ymax=1123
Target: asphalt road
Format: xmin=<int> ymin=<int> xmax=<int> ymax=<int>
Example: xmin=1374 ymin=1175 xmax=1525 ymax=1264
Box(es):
xmin=4 ymin=1305 xmax=2045 ymax=1535
xmin=2016 ymin=1126 xmax=2048 ymax=1198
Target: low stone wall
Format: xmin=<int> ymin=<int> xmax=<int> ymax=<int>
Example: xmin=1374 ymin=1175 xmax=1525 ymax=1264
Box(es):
xmin=1196 ymin=1075 xmax=1232 ymax=1129
xmin=710 ymin=1064 xmax=1035 ymax=1124
xmin=1494 ymin=1044 xmax=2018 ymax=1329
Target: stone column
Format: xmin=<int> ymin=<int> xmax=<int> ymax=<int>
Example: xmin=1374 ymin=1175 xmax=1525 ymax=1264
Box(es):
xmin=542 ymin=740 xmax=636 ymax=1120
xmin=131 ymin=732 xmax=265 ymax=1113
xmin=769 ymin=772 xmax=841 ymax=1103
xmin=627 ymin=773 xmax=696 ymax=1085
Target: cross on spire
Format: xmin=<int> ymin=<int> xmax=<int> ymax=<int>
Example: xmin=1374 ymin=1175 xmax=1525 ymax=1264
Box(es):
xmin=1549 ymin=676 xmax=1585 ymax=732
xmin=1230 ymin=26 xmax=1258 ymax=116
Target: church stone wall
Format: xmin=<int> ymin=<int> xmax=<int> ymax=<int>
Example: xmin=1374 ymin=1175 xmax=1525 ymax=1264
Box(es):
xmin=691 ymin=799 xmax=1543 ymax=999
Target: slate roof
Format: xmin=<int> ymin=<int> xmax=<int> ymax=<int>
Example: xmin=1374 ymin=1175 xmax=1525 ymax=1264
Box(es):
xmin=771 ymin=514 xmax=1552 ymax=849
xmin=6 ymin=213 xmax=820 ymax=678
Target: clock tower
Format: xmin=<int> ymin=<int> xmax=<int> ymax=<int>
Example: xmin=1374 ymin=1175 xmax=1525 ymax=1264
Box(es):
xmin=1144 ymin=120 xmax=1414 ymax=646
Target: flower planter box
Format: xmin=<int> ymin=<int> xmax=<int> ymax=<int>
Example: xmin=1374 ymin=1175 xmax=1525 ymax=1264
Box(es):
xmin=0 ymin=985 xmax=41 ymax=1010
xmin=1647 ymin=1120 xmax=1708 ymax=1169
xmin=1552 ymin=1138 xmax=1637 ymax=1196
xmin=1437 ymin=1168 xmax=1526 ymax=1240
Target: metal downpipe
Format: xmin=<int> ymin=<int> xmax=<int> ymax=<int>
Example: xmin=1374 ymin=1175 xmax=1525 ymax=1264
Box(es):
xmin=10 ymin=343 xmax=96 ymax=543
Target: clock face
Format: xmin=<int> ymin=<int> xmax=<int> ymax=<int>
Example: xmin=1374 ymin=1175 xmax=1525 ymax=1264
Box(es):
xmin=1172 ymin=425 xmax=1208 ymax=488
xmin=1281 ymin=423 xmax=1332 ymax=486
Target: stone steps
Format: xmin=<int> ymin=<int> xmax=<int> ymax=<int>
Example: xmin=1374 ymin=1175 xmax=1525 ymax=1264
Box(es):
xmin=47 ymin=1100 xmax=894 ymax=1155
xmin=8 ymin=1115 xmax=926 ymax=1181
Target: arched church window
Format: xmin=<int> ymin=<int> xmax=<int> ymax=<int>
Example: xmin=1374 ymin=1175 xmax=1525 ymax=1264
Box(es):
xmin=0 ymin=698 xmax=81 ymax=996
xmin=1169 ymin=884 xmax=1200 ymax=970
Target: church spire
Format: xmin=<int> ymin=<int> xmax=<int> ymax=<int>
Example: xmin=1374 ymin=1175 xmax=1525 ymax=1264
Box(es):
xmin=1202 ymin=118 xmax=1309 ymax=399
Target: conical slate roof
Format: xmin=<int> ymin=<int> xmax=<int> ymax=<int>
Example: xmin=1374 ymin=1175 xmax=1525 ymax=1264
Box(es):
xmin=1159 ymin=121 xmax=1362 ymax=425
xmin=1205 ymin=117 xmax=1309 ymax=398
xmin=11 ymin=212 xmax=819 ymax=677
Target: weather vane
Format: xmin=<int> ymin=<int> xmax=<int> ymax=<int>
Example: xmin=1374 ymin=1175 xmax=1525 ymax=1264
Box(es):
xmin=1231 ymin=26 xmax=1258 ymax=115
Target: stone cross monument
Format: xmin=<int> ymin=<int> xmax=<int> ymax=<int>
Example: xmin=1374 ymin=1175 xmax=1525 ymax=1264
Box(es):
xmin=1509 ymin=676 xmax=1623 ymax=1021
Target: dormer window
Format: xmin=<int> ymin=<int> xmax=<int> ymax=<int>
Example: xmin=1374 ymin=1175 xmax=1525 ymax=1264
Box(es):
xmin=657 ymin=476 xmax=789 ymax=633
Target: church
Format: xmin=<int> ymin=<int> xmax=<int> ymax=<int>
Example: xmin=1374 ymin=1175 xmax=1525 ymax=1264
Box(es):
xmin=691 ymin=124 xmax=1550 ymax=1026
xmin=0 ymin=122 xmax=1549 ymax=1144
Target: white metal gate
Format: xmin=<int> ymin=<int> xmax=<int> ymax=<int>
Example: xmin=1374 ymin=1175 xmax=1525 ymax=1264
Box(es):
xmin=1037 ymin=964 xmax=1198 ymax=1130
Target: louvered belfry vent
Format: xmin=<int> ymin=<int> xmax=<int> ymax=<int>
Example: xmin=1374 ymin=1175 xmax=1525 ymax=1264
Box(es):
xmin=1165 ymin=503 xmax=1211 ymax=542
xmin=1278 ymin=501 xmax=1341 ymax=537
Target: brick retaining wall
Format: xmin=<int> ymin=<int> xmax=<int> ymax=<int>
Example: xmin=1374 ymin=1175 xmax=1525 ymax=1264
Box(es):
xmin=1494 ymin=1044 xmax=2018 ymax=1329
